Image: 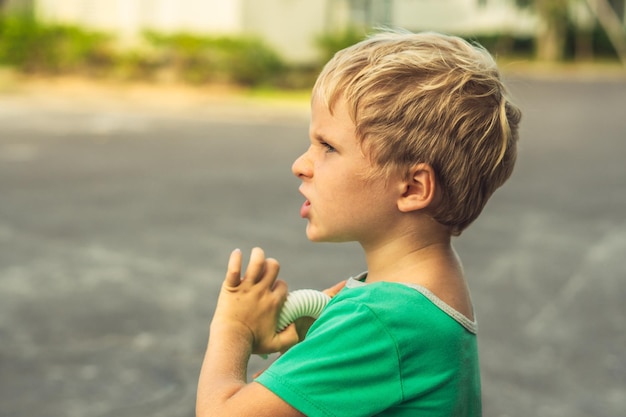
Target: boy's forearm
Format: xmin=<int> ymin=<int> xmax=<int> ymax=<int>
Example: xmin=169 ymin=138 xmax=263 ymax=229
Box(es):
xmin=196 ymin=248 xmax=301 ymax=416
xmin=196 ymin=324 xmax=253 ymax=415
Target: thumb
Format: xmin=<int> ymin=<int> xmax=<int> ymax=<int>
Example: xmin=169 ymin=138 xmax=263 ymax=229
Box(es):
xmin=274 ymin=323 xmax=300 ymax=353
xmin=323 ymin=280 xmax=347 ymax=298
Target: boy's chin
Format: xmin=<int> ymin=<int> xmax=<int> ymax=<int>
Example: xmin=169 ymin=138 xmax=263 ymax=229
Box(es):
xmin=305 ymin=233 xmax=325 ymax=243
xmin=305 ymin=226 xmax=328 ymax=243
xmin=306 ymin=227 xmax=349 ymax=243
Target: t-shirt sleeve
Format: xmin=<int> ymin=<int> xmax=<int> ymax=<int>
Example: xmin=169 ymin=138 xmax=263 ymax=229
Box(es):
xmin=255 ymin=299 xmax=404 ymax=417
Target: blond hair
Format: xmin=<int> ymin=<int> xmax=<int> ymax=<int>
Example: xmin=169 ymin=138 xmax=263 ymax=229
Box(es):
xmin=313 ymin=30 xmax=521 ymax=236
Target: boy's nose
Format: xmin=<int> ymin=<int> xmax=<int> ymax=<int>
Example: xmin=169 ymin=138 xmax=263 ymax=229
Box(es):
xmin=292 ymin=149 xmax=312 ymax=179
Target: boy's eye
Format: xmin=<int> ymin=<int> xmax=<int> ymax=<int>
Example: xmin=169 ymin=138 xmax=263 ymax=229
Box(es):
xmin=321 ymin=142 xmax=336 ymax=153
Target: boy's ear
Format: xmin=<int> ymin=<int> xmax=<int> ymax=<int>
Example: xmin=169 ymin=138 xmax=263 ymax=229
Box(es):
xmin=397 ymin=164 xmax=437 ymax=213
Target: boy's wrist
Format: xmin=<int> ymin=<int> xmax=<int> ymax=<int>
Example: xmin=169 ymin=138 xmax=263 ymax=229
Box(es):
xmin=209 ymin=320 xmax=255 ymax=351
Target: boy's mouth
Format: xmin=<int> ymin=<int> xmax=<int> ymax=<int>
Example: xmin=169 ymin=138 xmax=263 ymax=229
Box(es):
xmin=300 ymin=200 xmax=311 ymax=218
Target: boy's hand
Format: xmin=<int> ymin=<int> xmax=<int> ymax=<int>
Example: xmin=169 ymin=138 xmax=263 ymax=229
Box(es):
xmin=291 ymin=279 xmax=347 ymax=341
xmin=252 ymin=278 xmax=347 ymax=379
xmin=323 ymin=280 xmax=347 ymax=297
xmin=211 ymin=247 xmax=299 ymax=355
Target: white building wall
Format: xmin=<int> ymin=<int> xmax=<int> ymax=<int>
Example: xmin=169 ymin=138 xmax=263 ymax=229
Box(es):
xmin=393 ymin=0 xmax=535 ymax=36
xmin=36 ymin=0 xmax=243 ymax=41
xmin=241 ymin=0 xmax=329 ymax=64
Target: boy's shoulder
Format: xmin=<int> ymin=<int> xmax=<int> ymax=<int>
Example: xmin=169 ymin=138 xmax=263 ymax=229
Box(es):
xmin=327 ymin=276 xmax=476 ymax=335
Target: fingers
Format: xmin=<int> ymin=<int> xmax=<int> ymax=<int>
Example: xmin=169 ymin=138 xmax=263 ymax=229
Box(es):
xmin=270 ymin=277 xmax=288 ymax=296
xmin=272 ymin=323 xmax=300 ymax=353
xmin=244 ymin=248 xmax=281 ymax=288
xmin=225 ymin=247 xmax=282 ymax=289
xmin=224 ymin=248 xmax=243 ymax=288
xmin=244 ymin=247 xmax=266 ymax=283
xmin=323 ymin=280 xmax=347 ymax=297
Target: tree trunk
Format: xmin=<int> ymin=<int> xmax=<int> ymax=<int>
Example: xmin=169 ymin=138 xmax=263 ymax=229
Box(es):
xmin=584 ymin=0 xmax=626 ymax=66
xmin=575 ymin=28 xmax=595 ymax=61
xmin=534 ymin=0 xmax=570 ymax=62
xmin=537 ymin=18 xmax=568 ymax=61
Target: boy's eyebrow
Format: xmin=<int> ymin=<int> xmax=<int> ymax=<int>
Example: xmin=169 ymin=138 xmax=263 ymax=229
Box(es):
xmin=311 ymin=132 xmax=329 ymax=143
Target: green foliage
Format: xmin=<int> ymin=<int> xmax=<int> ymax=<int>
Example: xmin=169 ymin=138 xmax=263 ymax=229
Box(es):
xmin=470 ymin=24 xmax=619 ymax=62
xmin=140 ymin=31 xmax=285 ymax=86
xmin=0 ymin=14 xmax=114 ymax=74
xmin=315 ymin=27 xmax=367 ymax=64
xmin=113 ymin=48 xmax=161 ymax=81
xmin=563 ymin=20 xmax=620 ymax=59
xmin=0 ymin=14 xmax=39 ymax=68
xmin=0 ymin=14 xmax=285 ymax=86
xmin=469 ymin=34 xmax=534 ymax=58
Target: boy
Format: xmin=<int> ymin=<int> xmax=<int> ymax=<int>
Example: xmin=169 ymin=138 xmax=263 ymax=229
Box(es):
xmin=197 ymin=30 xmax=521 ymax=416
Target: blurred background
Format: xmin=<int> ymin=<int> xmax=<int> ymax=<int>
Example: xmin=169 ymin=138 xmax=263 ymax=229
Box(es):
xmin=1 ymin=1 xmax=625 ymax=417
xmin=0 ymin=0 xmax=625 ymax=87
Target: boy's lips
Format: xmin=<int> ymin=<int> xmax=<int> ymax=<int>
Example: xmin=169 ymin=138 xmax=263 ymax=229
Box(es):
xmin=298 ymin=187 xmax=311 ymax=218
xmin=300 ymin=199 xmax=311 ymax=218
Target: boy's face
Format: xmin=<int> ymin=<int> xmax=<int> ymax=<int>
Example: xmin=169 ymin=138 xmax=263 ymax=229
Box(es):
xmin=292 ymin=95 xmax=401 ymax=245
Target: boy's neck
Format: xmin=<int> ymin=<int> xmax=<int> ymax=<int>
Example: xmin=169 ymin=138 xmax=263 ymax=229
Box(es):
xmin=360 ymin=220 xmax=474 ymax=321
xmin=361 ymin=218 xmax=462 ymax=286
xmin=363 ymin=239 xmax=461 ymax=284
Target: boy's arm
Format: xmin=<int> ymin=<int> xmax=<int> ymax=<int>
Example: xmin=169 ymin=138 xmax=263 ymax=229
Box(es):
xmin=197 ymin=323 xmax=304 ymax=417
xmin=196 ymin=248 xmax=304 ymax=417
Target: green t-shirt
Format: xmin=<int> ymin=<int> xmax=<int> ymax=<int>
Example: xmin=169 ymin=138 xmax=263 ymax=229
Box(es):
xmin=256 ymin=276 xmax=481 ymax=417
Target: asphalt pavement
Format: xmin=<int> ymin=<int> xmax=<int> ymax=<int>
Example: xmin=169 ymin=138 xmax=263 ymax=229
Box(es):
xmin=1 ymin=74 xmax=625 ymax=417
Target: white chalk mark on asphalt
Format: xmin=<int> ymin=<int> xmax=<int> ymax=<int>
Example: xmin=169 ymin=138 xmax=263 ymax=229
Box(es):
xmin=525 ymin=222 xmax=626 ymax=335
